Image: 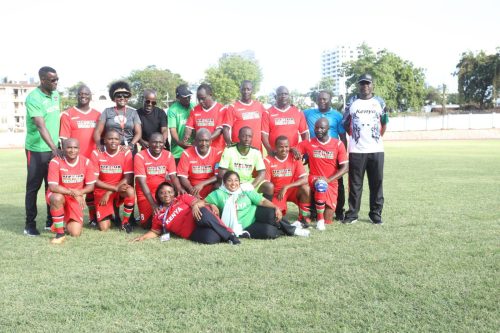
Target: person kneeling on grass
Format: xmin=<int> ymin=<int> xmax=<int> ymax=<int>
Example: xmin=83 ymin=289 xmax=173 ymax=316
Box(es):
xmin=90 ymin=129 xmax=135 ymax=233
xmin=205 ymin=171 xmax=310 ymax=239
xmin=132 ymin=182 xmax=240 ymax=245
xmin=47 ymin=138 xmax=96 ymax=244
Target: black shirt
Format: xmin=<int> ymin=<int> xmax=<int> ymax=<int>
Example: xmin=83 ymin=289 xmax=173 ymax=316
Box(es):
xmin=137 ymin=107 xmax=169 ymax=150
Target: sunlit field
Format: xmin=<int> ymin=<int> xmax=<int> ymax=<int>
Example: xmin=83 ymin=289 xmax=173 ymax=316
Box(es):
xmin=0 ymin=141 xmax=498 ymax=332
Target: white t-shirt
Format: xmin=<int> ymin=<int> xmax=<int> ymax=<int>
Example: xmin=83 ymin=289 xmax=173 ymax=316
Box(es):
xmin=345 ymin=96 xmax=388 ymax=153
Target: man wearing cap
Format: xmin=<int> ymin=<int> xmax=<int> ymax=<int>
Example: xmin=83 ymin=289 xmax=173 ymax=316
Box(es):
xmin=342 ymin=74 xmax=389 ymax=225
xmin=24 ymin=66 xmax=61 ymax=236
xmin=168 ymin=84 xmax=195 ymax=164
xmin=304 ymin=90 xmax=347 ymax=221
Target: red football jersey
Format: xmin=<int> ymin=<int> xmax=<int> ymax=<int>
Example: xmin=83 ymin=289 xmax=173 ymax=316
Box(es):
xmin=59 ymin=107 xmax=101 ymax=158
xmin=262 ymin=105 xmax=308 ymax=150
xmin=185 ymin=102 xmax=225 ymax=150
xmin=151 ymin=194 xmax=197 ymax=239
xmin=134 ymin=149 xmax=176 ymax=200
xmin=264 ymin=153 xmax=307 ymax=194
xmin=222 ymin=100 xmax=265 ymax=149
xmin=48 ymin=155 xmax=96 ymax=190
xmin=177 ymin=146 xmax=222 ymax=186
xmin=90 ymin=149 xmax=133 ymax=186
xmin=297 ymin=138 xmax=348 ymax=177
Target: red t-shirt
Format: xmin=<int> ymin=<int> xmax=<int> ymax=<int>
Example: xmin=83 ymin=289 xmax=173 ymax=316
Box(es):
xmin=222 ymin=100 xmax=265 ymax=149
xmin=48 ymin=155 xmax=96 ymax=190
xmin=264 ymin=153 xmax=307 ymax=194
xmin=177 ymin=146 xmax=222 ymax=186
xmin=134 ymin=149 xmax=176 ymax=200
xmin=59 ymin=107 xmax=101 ymax=158
xmin=185 ymin=102 xmax=225 ymax=150
xmin=151 ymin=194 xmax=197 ymax=239
xmin=262 ymin=105 xmax=308 ymax=150
xmin=296 ymin=138 xmax=348 ymax=177
xmin=90 ymin=149 xmax=133 ymax=186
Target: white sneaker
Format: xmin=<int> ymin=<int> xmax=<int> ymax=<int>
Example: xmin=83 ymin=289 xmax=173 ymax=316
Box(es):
xmin=291 ymin=221 xmax=303 ymax=229
xmin=316 ymin=219 xmax=326 ymax=231
xmin=294 ymin=228 xmax=310 ymax=237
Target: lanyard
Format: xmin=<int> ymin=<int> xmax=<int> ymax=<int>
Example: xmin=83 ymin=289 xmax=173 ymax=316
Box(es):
xmin=160 ymin=203 xmax=173 ymax=234
xmin=114 ymin=107 xmax=127 ymax=145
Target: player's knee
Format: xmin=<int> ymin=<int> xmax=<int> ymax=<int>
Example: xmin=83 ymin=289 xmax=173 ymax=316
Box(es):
xmin=125 ymin=186 xmax=135 ymax=198
xmin=259 ymin=181 xmax=274 ymax=196
xmin=314 ymin=179 xmax=328 ymax=193
xmin=298 ymin=184 xmax=311 ymax=198
xmin=50 ymin=193 xmax=65 ymax=206
xmin=67 ymin=221 xmax=82 ymax=237
xmin=99 ymin=218 xmax=111 ymax=231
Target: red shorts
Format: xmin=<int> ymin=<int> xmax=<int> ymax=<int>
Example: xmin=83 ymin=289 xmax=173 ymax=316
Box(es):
xmin=137 ymin=196 xmax=153 ymax=227
xmin=46 ymin=191 xmax=84 ymax=224
xmin=308 ymin=175 xmax=338 ymax=209
xmin=94 ymin=189 xmax=124 ymax=222
xmin=272 ymin=186 xmax=299 ymax=214
xmin=198 ymin=184 xmax=214 ymax=199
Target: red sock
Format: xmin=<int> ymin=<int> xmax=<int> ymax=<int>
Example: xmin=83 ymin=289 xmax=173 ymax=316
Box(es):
xmin=122 ymin=197 xmax=135 ymax=225
xmin=86 ymin=194 xmax=96 ymax=221
xmin=50 ymin=207 xmax=65 ymax=234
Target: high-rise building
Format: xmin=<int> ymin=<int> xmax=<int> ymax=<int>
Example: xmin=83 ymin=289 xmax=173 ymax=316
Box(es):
xmin=321 ymin=45 xmax=361 ymax=97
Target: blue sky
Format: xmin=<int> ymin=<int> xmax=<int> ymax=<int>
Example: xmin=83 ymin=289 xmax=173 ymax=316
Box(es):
xmin=1 ymin=0 xmax=498 ymax=95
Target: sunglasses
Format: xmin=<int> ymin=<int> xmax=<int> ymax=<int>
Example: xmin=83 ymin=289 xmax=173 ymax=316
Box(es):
xmin=114 ymin=93 xmax=131 ymax=99
xmin=48 ymin=78 xmax=59 ymax=83
xmin=145 ymin=100 xmax=157 ymax=106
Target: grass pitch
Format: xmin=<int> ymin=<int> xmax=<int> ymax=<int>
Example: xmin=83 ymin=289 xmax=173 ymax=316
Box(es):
xmin=0 ymin=140 xmax=498 ymax=332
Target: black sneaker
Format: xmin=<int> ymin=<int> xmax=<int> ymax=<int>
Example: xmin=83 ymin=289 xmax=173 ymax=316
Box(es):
xmin=369 ymin=217 xmax=384 ymax=225
xmin=121 ymin=223 xmax=133 ymax=234
xmin=88 ymin=220 xmax=98 ymax=229
xmin=342 ymin=218 xmax=358 ymax=224
xmin=228 ymin=234 xmax=241 ymax=245
xmin=44 ymin=220 xmax=53 ymax=231
xmin=335 ymin=212 xmax=345 ymax=221
xmin=24 ymin=226 xmax=40 ymax=236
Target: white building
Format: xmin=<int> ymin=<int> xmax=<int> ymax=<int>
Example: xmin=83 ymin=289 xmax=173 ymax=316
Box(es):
xmin=321 ymin=45 xmax=361 ymax=97
xmin=0 ymin=82 xmax=37 ymax=132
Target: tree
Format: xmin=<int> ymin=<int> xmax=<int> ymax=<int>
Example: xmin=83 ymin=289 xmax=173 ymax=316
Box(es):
xmin=344 ymin=44 xmax=426 ymax=112
xmin=425 ymin=85 xmax=442 ymax=105
xmin=60 ymin=81 xmax=86 ymax=110
xmin=124 ymin=65 xmax=186 ymax=109
xmin=309 ymin=76 xmax=335 ymax=102
xmin=455 ymin=49 xmax=500 ymax=108
xmin=204 ymin=55 xmax=263 ymax=104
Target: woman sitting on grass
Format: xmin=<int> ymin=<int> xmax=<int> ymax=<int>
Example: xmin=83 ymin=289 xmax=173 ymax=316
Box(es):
xmin=131 ymin=182 xmax=239 ymax=245
xmin=205 ymin=171 xmax=310 ymax=239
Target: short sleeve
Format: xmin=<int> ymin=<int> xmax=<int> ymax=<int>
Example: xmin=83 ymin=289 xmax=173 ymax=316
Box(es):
xmin=25 ymin=94 xmax=43 ymax=118
xmin=132 ymin=110 xmax=141 ymax=125
xmin=178 ymin=193 xmax=196 ymax=206
xmin=177 ymin=151 xmax=190 ymax=178
xmin=47 ymin=158 xmax=60 ymax=185
xmin=205 ymin=191 xmax=220 ymax=208
xmin=336 ymin=112 xmax=346 ymax=134
xmin=59 ymin=111 xmax=71 ymax=139
xmin=294 ymin=159 xmax=307 ymax=179
xmin=167 ymin=108 xmax=177 ymax=128
xmin=261 ymin=110 xmax=270 ymax=134
xmin=245 ymin=190 xmax=263 ymax=205
xmin=84 ymin=158 xmax=97 ymax=184
xmin=253 ymin=150 xmax=266 ymax=171
xmin=218 ymin=147 xmax=231 ymax=169
xmin=90 ymin=150 xmax=100 ymax=176
xmin=159 ymin=109 xmax=167 ymax=128
xmin=185 ymin=112 xmax=195 ymax=129
xmin=337 ymin=141 xmax=348 ymax=164
xmin=298 ymin=111 xmax=308 ymax=134
xmin=134 ymin=153 xmax=146 ymax=177
xmin=222 ymin=104 xmax=234 ymax=127
xmin=123 ymin=151 xmax=133 ymax=174
xmin=264 ymin=158 xmax=272 ymax=181
xmin=296 ymin=140 xmax=307 ymax=155
xmin=166 ymin=152 xmax=177 ymax=175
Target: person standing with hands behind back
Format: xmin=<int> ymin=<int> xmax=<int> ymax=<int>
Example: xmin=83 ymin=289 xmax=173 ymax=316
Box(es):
xmin=24 ymin=66 xmax=61 ymax=236
xmin=93 ymin=81 xmax=142 ymax=153
xmin=342 ymin=74 xmax=389 ymax=225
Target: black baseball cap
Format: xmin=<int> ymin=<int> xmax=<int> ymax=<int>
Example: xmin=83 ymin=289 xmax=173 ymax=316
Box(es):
xmin=176 ymin=84 xmax=192 ymax=98
xmin=358 ymin=74 xmax=373 ymax=83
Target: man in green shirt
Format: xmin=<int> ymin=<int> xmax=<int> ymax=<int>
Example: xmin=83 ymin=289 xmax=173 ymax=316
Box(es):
xmin=24 ymin=66 xmax=61 ymax=236
xmin=218 ymin=127 xmax=273 ymax=199
xmin=167 ymin=84 xmax=195 ymax=164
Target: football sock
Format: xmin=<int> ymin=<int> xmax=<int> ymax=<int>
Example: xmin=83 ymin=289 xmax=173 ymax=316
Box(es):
xmin=122 ymin=197 xmax=135 ymax=225
xmin=86 ymin=194 xmax=96 ymax=221
xmin=50 ymin=207 xmax=65 ymax=234
xmin=298 ymin=202 xmax=311 ymax=219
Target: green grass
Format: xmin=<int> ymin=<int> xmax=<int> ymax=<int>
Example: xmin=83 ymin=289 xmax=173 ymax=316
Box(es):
xmin=0 ymin=141 xmax=499 ymax=332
